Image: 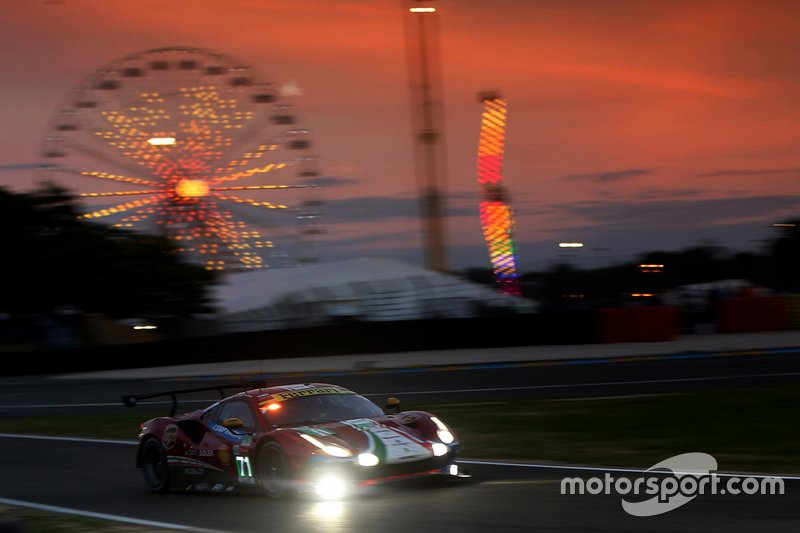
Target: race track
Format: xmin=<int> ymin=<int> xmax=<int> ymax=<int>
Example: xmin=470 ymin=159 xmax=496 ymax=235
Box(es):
xmin=1 ymin=347 xmax=800 ymax=531
xmin=0 ymin=436 xmax=798 ymax=532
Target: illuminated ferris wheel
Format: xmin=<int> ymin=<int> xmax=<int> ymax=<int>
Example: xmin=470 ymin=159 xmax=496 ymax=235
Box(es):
xmin=39 ymin=46 xmax=321 ymax=271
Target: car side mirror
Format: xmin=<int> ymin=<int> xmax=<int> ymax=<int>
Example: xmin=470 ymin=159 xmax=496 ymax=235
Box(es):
xmin=223 ymin=417 xmax=244 ymax=430
xmin=384 ymin=397 xmax=400 ymax=415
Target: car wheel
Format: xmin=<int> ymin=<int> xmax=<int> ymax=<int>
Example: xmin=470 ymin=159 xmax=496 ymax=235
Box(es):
xmin=258 ymin=442 xmax=290 ymax=498
xmin=141 ymin=438 xmax=170 ymax=492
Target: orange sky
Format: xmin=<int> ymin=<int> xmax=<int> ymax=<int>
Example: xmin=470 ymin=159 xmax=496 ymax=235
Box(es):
xmin=1 ymin=0 xmax=799 ymax=270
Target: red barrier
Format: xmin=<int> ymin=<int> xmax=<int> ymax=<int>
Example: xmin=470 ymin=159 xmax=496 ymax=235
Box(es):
xmin=715 ymin=297 xmax=790 ymax=333
xmin=594 ymin=306 xmax=680 ymax=343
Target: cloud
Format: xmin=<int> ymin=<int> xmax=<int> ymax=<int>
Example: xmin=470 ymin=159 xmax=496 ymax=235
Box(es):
xmin=297 ymin=175 xmax=362 ymax=188
xmin=0 ymin=163 xmax=54 ymax=172
xmin=322 ymin=195 xmax=475 ymax=224
xmin=698 ymin=168 xmax=800 ymax=178
xmin=562 ymin=169 xmax=652 ymax=183
xmin=556 ymin=195 xmax=800 ymax=230
xmin=634 ymin=188 xmax=707 ymax=200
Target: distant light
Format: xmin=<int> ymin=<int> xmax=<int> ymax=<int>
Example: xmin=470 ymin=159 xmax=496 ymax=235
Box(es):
xmin=409 ymin=7 xmax=436 ymax=13
xmin=631 ymin=293 xmax=655 ymax=298
xmin=559 ymin=242 xmax=584 ymax=248
xmin=147 ymin=137 xmax=176 ymax=146
xmin=133 ymin=325 xmax=157 ymax=330
xmin=773 ymin=223 xmax=797 ymax=228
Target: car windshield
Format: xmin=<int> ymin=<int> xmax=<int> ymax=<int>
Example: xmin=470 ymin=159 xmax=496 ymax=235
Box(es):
xmin=264 ymin=393 xmax=384 ymax=427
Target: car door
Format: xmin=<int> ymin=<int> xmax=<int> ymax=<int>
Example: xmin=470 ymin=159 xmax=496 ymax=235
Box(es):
xmin=202 ymin=398 xmax=261 ymax=486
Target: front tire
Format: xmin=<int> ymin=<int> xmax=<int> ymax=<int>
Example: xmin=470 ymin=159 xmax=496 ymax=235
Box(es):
xmin=141 ymin=438 xmax=170 ymax=492
xmin=257 ymin=442 xmax=291 ymax=498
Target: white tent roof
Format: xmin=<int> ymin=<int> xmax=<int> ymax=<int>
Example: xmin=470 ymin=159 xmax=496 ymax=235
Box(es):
xmin=212 ymin=257 xmax=533 ymax=330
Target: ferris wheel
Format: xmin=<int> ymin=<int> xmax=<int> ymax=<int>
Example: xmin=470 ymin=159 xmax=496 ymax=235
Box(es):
xmin=38 ymin=46 xmax=321 ymax=271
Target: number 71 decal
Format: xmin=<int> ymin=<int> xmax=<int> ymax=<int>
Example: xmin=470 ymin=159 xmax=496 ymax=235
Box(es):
xmin=235 ymin=456 xmax=253 ymax=478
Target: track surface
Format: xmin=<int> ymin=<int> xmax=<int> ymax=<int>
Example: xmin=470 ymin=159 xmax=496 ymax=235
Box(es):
xmin=1 ymin=349 xmax=799 ymax=531
xmin=0 ymin=437 xmax=798 ymax=532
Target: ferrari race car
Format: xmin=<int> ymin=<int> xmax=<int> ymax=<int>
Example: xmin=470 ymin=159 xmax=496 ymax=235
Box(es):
xmin=124 ymin=382 xmax=467 ymax=498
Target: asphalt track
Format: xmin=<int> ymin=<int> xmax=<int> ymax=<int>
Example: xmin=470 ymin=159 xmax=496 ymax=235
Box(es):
xmin=0 ymin=435 xmax=798 ymax=532
xmin=1 ymin=343 xmax=800 ymax=531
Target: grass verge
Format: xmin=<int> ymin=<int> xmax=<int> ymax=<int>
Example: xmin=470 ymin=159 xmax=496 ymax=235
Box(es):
xmin=412 ymin=384 xmax=800 ymax=474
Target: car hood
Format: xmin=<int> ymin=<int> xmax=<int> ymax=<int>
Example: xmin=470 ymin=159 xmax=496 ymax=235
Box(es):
xmin=289 ymin=417 xmax=434 ymax=464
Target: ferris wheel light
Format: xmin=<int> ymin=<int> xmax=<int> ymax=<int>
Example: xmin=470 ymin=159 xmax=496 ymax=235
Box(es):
xmin=175 ymin=178 xmax=210 ymax=198
xmin=147 ymin=136 xmax=176 ymax=146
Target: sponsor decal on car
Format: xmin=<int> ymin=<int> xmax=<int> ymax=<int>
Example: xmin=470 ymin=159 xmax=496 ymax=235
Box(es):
xmin=261 ymin=387 xmax=354 ymax=404
xmin=343 ymin=419 xmax=430 ymax=464
xmin=235 ymin=455 xmax=255 ymax=484
xmin=162 ymin=425 xmax=178 ymax=450
xmin=209 ymin=423 xmax=246 ymax=443
xmin=218 ymin=444 xmax=232 ymax=466
xmin=167 ymin=456 xmax=225 ymax=473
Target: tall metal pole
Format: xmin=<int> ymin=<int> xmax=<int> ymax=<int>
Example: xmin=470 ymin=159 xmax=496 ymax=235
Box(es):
xmin=404 ymin=0 xmax=448 ymax=272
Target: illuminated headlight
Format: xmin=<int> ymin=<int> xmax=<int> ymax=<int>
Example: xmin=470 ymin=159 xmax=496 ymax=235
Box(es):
xmin=432 ymin=442 xmax=449 ymax=457
xmin=299 ymin=433 xmax=353 ymax=458
xmin=315 ymin=475 xmax=347 ymax=500
xmin=430 ymin=416 xmax=455 ymax=444
xmin=358 ymin=453 xmax=380 ymax=467
xmin=449 ymin=464 xmax=459 ymax=476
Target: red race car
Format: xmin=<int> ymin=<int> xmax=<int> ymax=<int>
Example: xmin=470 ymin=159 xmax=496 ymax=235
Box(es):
xmin=124 ymin=382 xmax=467 ymax=498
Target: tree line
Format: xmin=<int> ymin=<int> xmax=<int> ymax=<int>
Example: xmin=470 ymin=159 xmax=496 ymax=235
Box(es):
xmin=0 ymin=185 xmax=217 ymax=319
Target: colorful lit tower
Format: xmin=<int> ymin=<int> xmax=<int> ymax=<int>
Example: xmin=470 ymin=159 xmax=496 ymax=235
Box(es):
xmin=403 ymin=0 xmax=448 ymax=272
xmin=476 ymin=92 xmax=521 ymax=295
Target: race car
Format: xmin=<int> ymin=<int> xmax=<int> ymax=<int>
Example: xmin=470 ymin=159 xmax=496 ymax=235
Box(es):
xmin=124 ymin=382 xmax=466 ymax=498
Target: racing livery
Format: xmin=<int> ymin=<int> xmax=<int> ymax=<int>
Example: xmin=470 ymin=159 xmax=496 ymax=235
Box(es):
xmin=128 ymin=383 xmax=465 ymax=497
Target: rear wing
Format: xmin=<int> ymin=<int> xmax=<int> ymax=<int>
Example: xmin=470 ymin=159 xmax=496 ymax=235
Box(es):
xmin=122 ymin=380 xmax=265 ymax=417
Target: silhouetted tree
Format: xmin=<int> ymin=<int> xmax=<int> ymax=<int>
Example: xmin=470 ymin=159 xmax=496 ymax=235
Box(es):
xmin=0 ymin=185 xmax=218 ymax=318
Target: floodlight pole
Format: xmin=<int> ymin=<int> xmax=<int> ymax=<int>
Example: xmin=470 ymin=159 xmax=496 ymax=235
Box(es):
xmin=404 ymin=0 xmax=448 ymax=272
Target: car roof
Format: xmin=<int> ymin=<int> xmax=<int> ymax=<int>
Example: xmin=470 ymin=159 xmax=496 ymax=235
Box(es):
xmin=235 ymin=383 xmax=356 ymax=404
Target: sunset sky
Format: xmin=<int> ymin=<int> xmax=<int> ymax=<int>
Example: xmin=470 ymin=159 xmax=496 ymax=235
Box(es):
xmin=1 ymin=0 xmax=799 ymax=271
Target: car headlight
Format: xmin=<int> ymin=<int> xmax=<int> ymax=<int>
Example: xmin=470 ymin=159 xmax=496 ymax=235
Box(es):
xmin=358 ymin=452 xmax=380 ymax=467
xmin=430 ymin=416 xmax=454 ymax=444
xmin=431 ymin=442 xmax=449 ymax=457
xmin=299 ymin=433 xmax=353 ymax=458
xmin=315 ymin=475 xmax=348 ymax=500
